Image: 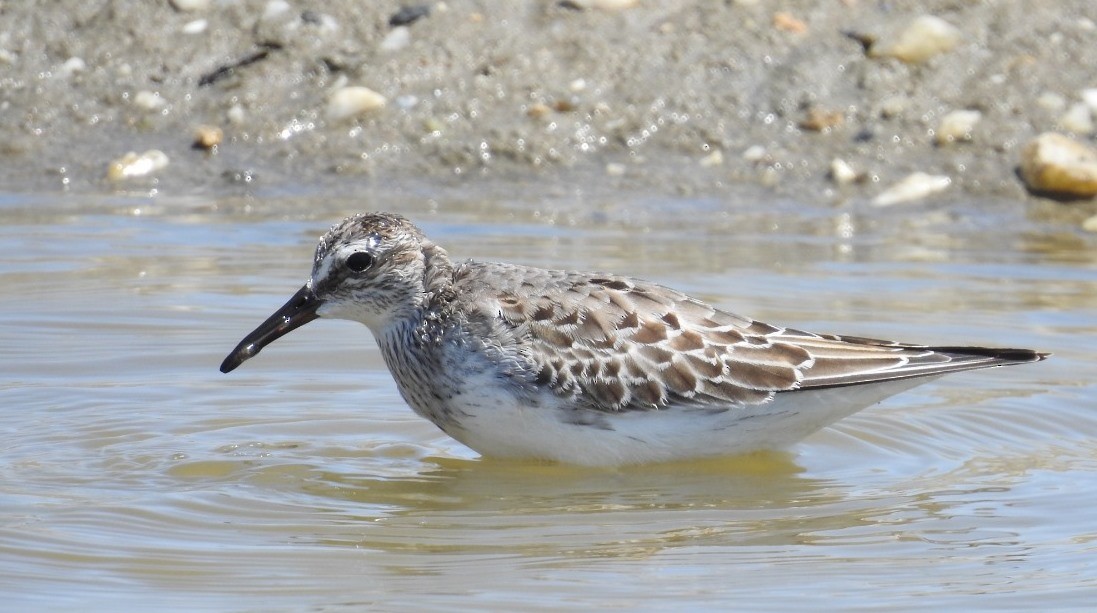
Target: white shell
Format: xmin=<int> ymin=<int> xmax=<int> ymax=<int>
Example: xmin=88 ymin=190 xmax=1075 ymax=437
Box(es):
xmin=326 ymin=86 xmax=387 ymax=121
xmin=872 ymin=172 xmax=951 ymax=206
xmin=107 ymin=150 xmax=169 ymax=181
xmin=870 ymin=15 xmax=962 ymax=63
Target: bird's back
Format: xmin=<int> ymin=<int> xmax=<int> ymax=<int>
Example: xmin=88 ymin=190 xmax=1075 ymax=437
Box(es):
xmin=442 ymin=260 xmax=1045 ymax=414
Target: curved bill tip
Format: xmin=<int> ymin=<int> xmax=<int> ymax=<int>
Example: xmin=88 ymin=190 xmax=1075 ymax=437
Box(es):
xmin=220 ymin=284 xmax=320 ymax=374
xmin=219 ymin=343 xmax=259 ymax=374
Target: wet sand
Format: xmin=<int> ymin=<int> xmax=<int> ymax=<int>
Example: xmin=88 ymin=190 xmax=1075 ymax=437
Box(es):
xmin=2 ymin=0 xmax=1096 ymax=207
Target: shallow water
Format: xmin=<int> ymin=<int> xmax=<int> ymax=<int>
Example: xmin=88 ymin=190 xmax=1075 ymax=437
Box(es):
xmin=2 ymin=181 xmax=1095 ymax=610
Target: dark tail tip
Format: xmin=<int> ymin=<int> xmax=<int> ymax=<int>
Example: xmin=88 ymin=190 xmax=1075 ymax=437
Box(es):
xmin=930 ymin=346 xmax=1050 ymax=363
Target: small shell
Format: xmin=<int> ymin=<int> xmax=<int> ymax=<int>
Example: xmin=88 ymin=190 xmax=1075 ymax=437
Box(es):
xmin=1019 ymin=132 xmax=1097 ymax=198
xmin=699 ymin=150 xmax=724 ymax=167
xmin=380 ymin=26 xmax=410 ymax=52
xmin=193 ymin=125 xmax=223 ymax=150
xmin=829 ymin=158 xmax=859 ymax=186
xmin=133 ymin=90 xmax=167 ymax=111
xmin=182 ymin=19 xmax=208 ymax=34
xmin=566 ymin=0 xmax=638 ymax=10
xmin=107 ymin=150 xmax=169 ymax=181
xmin=1082 ymin=88 xmax=1097 ymax=113
xmin=799 ymin=108 xmax=843 ymax=132
xmin=869 ymin=15 xmax=961 ymax=63
xmin=326 ymin=86 xmax=387 ymax=121
xmin=935 ymin=110 xmax=982 ymax=144
xmin=170 ymin=0 xmax=210 ymax=11
xmin=773 ymin=12 xmax=808 ymax=34
xmin=872 ymin=172 xmax=951 ymax=206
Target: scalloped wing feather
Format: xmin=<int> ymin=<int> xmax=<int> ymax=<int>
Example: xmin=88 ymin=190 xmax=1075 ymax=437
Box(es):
xmin=468 ymin=265 xmax=808 ymax=411
xmin=456 ymin=262 xmax=1044 ymax=413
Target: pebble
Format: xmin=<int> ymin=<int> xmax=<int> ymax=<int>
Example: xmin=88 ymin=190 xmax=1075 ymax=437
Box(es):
xmin=1058 ymin=102 xmax=1094 ymax=135
xmin=423 ymin=117 xmax=444 ymax=134
xmin=699 ymin=150 xmax=724 ymax=167
xmin=1083 ymin=88 xmax=1097 ymax=113
xmin=567 ymin=0 xmax=638 ymax=10
xmin=742 ymin=145 xmax=767 ymax=162
xmin=305 ymin=12 xmax=340 ymax=35
xmin=553 ymin=99 xmax=577 ymax=112
xmin=869 ymin=15 xmax=962 ymax=63
xmin=828 ymin=158 xmax=859 ymax=185
xmin=935 ymin=109 xmax=982 ymax=144
xmin=1083 ymin=215 xmax=1097 ymax=233
xmin=1019 ymin=132 xmax=1097 ymax=198
xmin=58 ymin=57 xmax=86 ymax=77
xmin=226 ymin=104 xmax=246 ymax=125
xmin=872 ymin=172 xmax=951 ymax=206
xmin=107 ymin=150 xmax=169 ymax=181
xmin=759 ymin=166 xmax=780 ymax=188
xmin=773 ymin=12 xmax=808 ymax=34
xmin=133 ymin=90 xmax=167 ymax=111
xmin=526 ymin=103 xmax=552 ymax=119
xmin=263 ymin=0 xmax=291 ymax=20
xmin=326 ymin=86 xmax=386 ymax=121
xmin=1036 ymin=92 xmax=1067 ymax=113
xmin=182 ymin=19 xmax=208 ymax=35
xmin=193 ymin=125 xmax=223 ymax=150
xmin=878 ymin=95 xmax=908 ymax=119
xmin=389 ymin=4 xmax=431 ymax=27
xmin=605 ymin=162 xmax=627 ymax=176
xmin=799 ymin=108 xmax=843 ymax=132
xmin=170 ymin=0 xmax=210 ymax=11
xmin=380 ymin=26 xmax=411 ymax=52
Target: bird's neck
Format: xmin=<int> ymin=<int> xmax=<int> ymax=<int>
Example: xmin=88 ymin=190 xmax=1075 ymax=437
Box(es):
xmin=372 ymin=240 xmax=455 ymax=347
xmin=420 ymin=240 xmax=457 ymax=310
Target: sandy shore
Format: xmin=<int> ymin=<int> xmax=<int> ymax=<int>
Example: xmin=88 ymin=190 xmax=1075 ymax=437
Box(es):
xmin=2 ymin=0 xmax=1096 ymax=206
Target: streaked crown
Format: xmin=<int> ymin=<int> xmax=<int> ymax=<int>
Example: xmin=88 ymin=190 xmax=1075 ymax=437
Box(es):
xmin=309 ymin=213 xmax=439 ymax=331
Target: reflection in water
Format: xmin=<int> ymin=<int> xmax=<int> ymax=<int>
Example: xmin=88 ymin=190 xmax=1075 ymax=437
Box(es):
xmin=314 ymin=452 xmax=811 ymax=512
xmin=1 ymin=186 xmax=1095 ymax=610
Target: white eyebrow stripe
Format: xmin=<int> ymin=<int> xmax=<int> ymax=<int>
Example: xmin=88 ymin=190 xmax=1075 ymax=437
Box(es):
xmin=313 ymin=236 xmax=380 ymax=285
xmin=314 ymin=253 xmax=336 ymax=282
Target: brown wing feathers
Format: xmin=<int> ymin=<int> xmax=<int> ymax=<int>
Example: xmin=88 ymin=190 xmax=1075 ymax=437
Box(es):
xmin=482 ymin=266 xmax=1047 ymax=412
xmin=505 ymin=274 xmax=809 ymax=411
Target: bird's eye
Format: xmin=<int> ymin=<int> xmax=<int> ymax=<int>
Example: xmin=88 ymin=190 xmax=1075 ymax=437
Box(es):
xmin=345 ymin=252 xmax=374 ymax=272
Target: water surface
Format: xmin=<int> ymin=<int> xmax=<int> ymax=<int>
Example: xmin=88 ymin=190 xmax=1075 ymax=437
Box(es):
xmin=1 ymin=181 xmax=1094 ymax=610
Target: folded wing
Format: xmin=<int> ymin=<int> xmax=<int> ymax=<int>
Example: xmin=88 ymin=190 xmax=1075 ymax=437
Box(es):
xmin=474 ymin=265 xmax=1046 ymax=412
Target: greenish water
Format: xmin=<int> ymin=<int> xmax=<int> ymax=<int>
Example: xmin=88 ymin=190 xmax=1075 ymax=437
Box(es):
xmin=1 ymin=181 xmax=1094 ymax=610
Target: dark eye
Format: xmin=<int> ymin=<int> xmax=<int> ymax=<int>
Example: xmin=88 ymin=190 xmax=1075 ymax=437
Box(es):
xmin=345 ymin=252 xmax=374 ymax=272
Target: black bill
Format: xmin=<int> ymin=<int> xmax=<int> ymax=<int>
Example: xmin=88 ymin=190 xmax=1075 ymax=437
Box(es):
xmin=220 ymin=284 xmax=320 ymax=373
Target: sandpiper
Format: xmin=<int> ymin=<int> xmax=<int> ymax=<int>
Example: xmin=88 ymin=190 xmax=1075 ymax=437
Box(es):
xmin=221 ymin=213 xmax=1048 ymax=466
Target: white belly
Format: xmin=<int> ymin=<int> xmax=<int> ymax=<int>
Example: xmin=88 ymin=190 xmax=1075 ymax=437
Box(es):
xmin=432 ymin=376 xmax=937 ymax=466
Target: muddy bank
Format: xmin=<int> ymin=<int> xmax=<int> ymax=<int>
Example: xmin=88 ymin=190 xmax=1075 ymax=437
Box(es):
xmin=1 ymin=0 xmax=1096 ymax=207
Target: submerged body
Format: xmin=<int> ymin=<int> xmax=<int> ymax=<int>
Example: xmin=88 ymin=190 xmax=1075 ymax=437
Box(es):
xmin=221 ymin=213 xmax=1047 ymax=466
